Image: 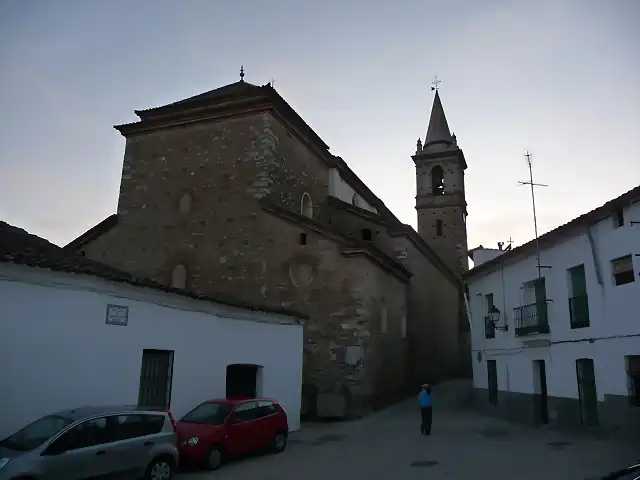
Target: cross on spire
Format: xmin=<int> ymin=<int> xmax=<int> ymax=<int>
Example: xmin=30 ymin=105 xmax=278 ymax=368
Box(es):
xmin=239 ymin=65 xmax=245 ymax=81
xmin=431 ymin=76 xmax=441 ymax=92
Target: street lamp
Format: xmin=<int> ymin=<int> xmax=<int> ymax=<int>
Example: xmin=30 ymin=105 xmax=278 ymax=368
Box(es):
xmin=489 ymin=305 xmax=508 ymax=332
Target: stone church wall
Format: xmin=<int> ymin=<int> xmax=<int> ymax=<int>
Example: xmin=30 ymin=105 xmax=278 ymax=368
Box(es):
xmin=316 ymin=202 xmax=467 ymax=386
xmin=79 ymin=111 xmax=410 ymax=418
xmin=395 ymin=236 xmax=464 ymax=384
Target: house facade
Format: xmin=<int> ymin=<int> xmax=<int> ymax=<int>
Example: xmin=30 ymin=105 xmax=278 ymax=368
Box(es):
xmin=65 ymin=75 xmax=470 ymax=418
xmin=0 ymin=222 xmax=304 ymax=438
xmin=466 ymin=186 xmax=640 ymax=440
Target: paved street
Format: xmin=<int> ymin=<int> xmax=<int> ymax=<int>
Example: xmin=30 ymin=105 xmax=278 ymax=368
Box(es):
xmin=178 ymin=399 xmax=638 ymax=480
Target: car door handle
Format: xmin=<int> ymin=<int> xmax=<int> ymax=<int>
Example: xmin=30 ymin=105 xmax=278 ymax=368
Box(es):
xmin=144 ymin=441 xmax=154 ymax=446
xmin=96 ymin=450 xmax=106 ymax=456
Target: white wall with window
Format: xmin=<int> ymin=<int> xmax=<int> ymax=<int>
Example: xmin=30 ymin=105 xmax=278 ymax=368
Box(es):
xmin=0 ymin=264 xmax=304 ymax=439
xmin=466 ymin=190 xmax=639 ymax=435
xmin=327 ymin=168 xmax=377 ymax=213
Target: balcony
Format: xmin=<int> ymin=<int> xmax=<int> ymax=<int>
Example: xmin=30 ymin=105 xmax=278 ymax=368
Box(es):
xmin=513 ymin=302 xmax=549 ymax=336
xmin=484 ymin=315 xmax=496 ymax=339
xmin=569 ymin=295 xmax=590 ymax=329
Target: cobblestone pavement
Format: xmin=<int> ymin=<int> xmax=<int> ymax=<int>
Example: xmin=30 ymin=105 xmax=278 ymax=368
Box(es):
xmin=178 ymin=399 xmax=638 ymax=480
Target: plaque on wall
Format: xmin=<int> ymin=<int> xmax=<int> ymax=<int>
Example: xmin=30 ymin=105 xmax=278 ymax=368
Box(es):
xmin=106 ymin=304 xmax=129 ymax=326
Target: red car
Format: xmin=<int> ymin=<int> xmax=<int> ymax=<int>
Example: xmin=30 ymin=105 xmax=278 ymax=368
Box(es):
xmin=176 ymin=397 xmax=289 ymax=471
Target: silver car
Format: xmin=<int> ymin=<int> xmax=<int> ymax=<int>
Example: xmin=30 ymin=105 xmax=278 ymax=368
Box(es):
xmin=0 ymin=406 xmax=179 ymax=480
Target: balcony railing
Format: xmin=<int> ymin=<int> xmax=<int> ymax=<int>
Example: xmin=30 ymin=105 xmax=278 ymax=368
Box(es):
xmin=513 ymin=302 xmax=549 ymax=336
xmin=569 ymin=295 xmax=590 ymax=329
xmin=484 ymin=315 xmax=496 ymax=339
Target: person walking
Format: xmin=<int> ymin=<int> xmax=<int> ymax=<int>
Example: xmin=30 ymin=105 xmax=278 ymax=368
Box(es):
xmin=419 ymin=383 xmax=433 ymax=435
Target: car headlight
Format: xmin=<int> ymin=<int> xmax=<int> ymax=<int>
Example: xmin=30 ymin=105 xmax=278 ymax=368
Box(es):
xmin=186 ymin=436 xmax=199 ymax=446
xmin=0 ymin=458 xmax=10 ymax=469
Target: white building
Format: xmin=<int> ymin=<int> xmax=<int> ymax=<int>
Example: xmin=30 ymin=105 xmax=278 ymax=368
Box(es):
xmin=0 ymin=222 xmax=304 ymax=439
xmin=465 ymin=186 xmax=640 ymax=440
xmin=468 ymin=245 xmax=508 ymax=268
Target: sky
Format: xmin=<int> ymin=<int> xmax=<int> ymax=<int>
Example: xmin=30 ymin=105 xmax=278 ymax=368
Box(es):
xmin=1 ymin=0 xmax=639 ymax=251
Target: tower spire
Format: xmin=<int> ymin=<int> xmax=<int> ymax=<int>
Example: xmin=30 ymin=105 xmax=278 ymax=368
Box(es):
xmin=424 ymin=90 xmax=452 ymax=147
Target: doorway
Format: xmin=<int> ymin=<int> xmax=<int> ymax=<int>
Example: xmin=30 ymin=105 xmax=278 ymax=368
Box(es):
xmin=138 ymin=349 xmax=174 ymax=408
xmin=533 ymin=360 xmax=549 ymax=424
xmin=576 ymin=358 xmax=599 ymax=426
xmin=226 ymin=364 xmax=262 ymax=399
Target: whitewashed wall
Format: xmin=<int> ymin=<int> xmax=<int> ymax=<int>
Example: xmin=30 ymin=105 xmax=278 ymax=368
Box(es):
xmin=468 ymin=200 xmax=640 ymax=399
xmin=0 ymin=265 xmax=304 ymax=438
xmin=328 ymin=168 xmax=377 ymax=213
xmin=470 ymin=247 xmax=507 ymax=267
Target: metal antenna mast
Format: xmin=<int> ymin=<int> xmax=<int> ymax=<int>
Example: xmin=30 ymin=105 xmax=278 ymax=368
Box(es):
xmin=518 ymin=150 xmax=550 ymax=278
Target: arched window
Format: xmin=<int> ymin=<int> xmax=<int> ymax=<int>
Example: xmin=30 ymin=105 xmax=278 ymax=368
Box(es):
xmin=171 ymin=264 xmax=187 ymax=289
xmin=301 ymin=193 xmax=313 ymax=218
xmin=351 ymin=193 xmax=358 ymax=207
xmin=431 ymin=165 xmax=445 ymax=196
xmin=179 ymin=193 xmax=192 ymax=214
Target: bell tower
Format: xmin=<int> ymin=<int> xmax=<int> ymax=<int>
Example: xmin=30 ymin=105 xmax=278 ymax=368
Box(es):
xmin=413 ymin=88 xmax=468 ymax=275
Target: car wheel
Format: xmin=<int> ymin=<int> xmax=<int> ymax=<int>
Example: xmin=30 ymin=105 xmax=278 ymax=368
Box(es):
xmin=272 ymin=431 xmax=287 ymax=453
xmin=205 ymin=446 xmax=222 ymax=471
xmin=144 ymin=455 xmax=174 ymax=480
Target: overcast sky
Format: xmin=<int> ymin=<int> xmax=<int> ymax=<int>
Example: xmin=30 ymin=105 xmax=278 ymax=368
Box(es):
xmin=1 ymin=0 xmax=638 ymax=249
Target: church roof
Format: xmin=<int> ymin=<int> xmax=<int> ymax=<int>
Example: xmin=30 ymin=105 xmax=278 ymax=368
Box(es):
xmin=115 ymin=78 xmax=332 ymax=158
xmin=134 ymin=80 xmax=264 ymax=120
xmin=424 ymin=91 xmax=453 ymax=147
xmin=324 ymin=196 xmax=462 ymax=286
xmin=258 ymin=200 xmax=412 ymax=283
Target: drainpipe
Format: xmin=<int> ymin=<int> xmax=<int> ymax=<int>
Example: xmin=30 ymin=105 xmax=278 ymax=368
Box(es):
xmin=586 ymin=227 xmax=603 ymax=286
xmin=587 ymin=226 xmax=608 ymax=333
xmin=464 ymin=284 xmax=473 ymax=335
xmin=500 ymin=267 xmax=508 ymax=326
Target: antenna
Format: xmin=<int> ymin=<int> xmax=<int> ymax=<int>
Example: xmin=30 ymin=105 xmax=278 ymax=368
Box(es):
xmin=518 ymin=151 xmax=550 ymax=278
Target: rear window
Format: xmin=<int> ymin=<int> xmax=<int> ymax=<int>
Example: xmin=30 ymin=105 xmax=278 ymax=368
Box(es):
xmin=113 ymin=414 xmax=165 ymax=440
xmin=256 ymin=401 xmax=278 ymax=416
xmin=181 ymin=403 xmax=232 ymax=425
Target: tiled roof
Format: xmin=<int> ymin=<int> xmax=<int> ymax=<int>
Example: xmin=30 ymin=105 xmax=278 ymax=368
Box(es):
xmin=1 ymin=221 xmax=306 ymax=319
xmin=64 ymin=214 xmax=117 ymax=250
xmin=464 ymin=184 xmax=640 ymax=279
xmin=134 ymin=81 xmax=264 ymax=120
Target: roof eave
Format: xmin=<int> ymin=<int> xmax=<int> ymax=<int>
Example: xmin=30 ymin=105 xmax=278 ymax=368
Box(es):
xmin=464 ymin=185 xmax=640 ymax=280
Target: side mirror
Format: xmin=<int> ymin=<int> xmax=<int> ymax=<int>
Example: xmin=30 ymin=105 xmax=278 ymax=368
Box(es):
xmin=228 ymin=416 xmax=242 ymax=425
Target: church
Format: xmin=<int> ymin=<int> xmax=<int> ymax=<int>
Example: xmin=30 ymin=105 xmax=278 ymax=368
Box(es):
xmin=66 ymin=70 xmax=471 ymax=419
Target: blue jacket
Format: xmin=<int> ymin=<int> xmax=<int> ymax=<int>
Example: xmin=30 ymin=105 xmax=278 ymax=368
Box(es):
xmin=419 ymin=391 xmax=433 ymax=408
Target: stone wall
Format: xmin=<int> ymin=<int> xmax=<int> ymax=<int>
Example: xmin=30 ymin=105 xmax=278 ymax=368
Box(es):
xmin=393 ymin=237 xmax=464 ymax=385
xmin=317 ymin=202 xmax=467 ymax=386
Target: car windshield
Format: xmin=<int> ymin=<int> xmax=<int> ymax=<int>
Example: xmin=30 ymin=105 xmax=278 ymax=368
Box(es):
xmin=181 ymin=402 xmax=233 ymax=425
xmin=0 ymin=415 xmax=73 ymax=451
